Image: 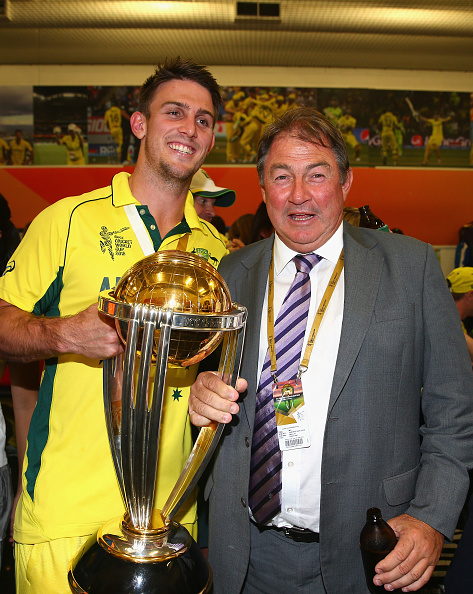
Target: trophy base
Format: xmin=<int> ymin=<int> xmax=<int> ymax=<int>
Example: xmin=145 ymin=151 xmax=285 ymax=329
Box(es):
xmin=68 ymin=515 xmax=211 ymax=594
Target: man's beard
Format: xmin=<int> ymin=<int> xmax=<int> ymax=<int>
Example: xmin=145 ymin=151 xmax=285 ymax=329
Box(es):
xmin=145 ymin=139 xmax=200 ymax=188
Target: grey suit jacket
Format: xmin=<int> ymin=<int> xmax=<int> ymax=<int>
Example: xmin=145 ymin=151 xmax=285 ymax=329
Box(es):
xmin=206 ymin=222 xmax=473 ymax=593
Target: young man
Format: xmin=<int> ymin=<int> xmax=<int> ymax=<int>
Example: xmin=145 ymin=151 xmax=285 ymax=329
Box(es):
xmin=0 ymin=57 xmax=227 ymax=593
xmin=189 ymin=107 xmax=473 ymax=593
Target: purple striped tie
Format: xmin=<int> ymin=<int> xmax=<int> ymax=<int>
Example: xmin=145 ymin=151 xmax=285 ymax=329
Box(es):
xmin=249 ymin=252 xmax=321 ymax=525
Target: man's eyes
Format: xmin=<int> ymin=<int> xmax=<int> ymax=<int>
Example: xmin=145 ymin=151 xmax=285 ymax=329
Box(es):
xmin=197 ymin=117 xmax=211 ymax=127
xmin=165 ymin=110 xmax=211 ymax=127
xmin=274 ymin=172 xmax=325 ymax=181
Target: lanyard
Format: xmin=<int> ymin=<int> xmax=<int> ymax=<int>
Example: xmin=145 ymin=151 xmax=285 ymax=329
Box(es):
xmin=124 ymin=204 xmax=189 ymax=256
xmin=267 ymin=247 xmax=344 ymax=383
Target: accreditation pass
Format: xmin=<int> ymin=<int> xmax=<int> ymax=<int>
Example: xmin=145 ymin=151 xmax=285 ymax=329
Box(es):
xmin=273 ymin=379 xmax=310 ymax=451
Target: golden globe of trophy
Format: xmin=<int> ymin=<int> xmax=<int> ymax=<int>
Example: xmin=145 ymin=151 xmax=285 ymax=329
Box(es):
xmin=68 ymin=251 xmax=247 ymax=594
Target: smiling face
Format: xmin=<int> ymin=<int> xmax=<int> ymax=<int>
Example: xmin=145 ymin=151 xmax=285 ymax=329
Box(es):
xmin=261 ymin=133 xmax=353 ymax=253
xmin=132 ymin=79 xmax=216 ymax=183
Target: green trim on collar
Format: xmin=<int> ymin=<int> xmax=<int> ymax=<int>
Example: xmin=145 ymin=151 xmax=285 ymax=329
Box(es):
xmin=136 ymin=205 xmax=191 ymax=251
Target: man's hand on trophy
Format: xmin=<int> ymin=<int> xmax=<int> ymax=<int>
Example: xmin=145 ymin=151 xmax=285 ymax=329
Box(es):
xmin=189 ymin=371 xmax=247 ymax=426
xmin=59 ymin=303 xmax=125 ymax=360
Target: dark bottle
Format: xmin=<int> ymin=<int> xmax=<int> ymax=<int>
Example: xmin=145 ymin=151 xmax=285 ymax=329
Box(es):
xmin=360 ymin=507 xmax=397 ymax=594
xmin=358 ymin=205 xmax=390 ymax=232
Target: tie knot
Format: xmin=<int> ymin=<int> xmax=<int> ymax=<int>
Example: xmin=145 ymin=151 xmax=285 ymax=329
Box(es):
xmin=294 ymin=253 xmax=321 ymax=274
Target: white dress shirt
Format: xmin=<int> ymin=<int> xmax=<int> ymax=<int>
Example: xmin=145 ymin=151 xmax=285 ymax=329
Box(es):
xmin=257 ymin=223 xmax=344 ymax=532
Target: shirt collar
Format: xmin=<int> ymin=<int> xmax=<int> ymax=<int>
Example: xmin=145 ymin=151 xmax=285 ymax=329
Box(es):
xmin=112 ymin=171 xmax=207 ymax=234
xmin=111 ymin=172 xmax=139 ymax=207
xmin=184 ymin=191 xmax=206 ymax=232
xmin=274 ymin=222 xmax=344 ymax=276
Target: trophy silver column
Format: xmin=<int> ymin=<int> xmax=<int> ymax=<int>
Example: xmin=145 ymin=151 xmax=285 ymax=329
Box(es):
xmin=68 ymin=250 xmax=246 ymax=594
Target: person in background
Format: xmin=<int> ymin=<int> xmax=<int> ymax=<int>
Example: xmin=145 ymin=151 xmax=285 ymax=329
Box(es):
xmin=446 ymin=267 xmax=473 ymax=364
xmin=0 ymin=57 xmax=227 ymax=594
xmin=227 ymin=213 xmax=255 ymax=249
xmin=0 ymin=136 xmax=9 ymax=165
xmin=337 ymin=106 xmax=362 ymax=162
xmin=378 ymin=110 xmax=399 ymax=166
xmin=210 ymin=215 xmax=227 ymax=237
xmin=120 ymin=87 xmax=137 ymax=164
xmin=285 ymin=92 xmax=299 ymax=112
xmin=189 ymin=106 xmax=473 ymax=594
xmin=57 ymin=123 xmax=85 ymax=166
xmin=103 ymin=102 xmax=123 ymax=163
xmin=0 ymin=195 xmax=39 ymax=568
xmin=420 ymin=113 xmax=451 ymax=166
xmin=190 ymin=168 xmax=236 ymax=226
xmin=443 ymin=267 xmax=473 ymax=593
xmin=0 ymin=195 xmax=20 ymax=274
xmin=224 ymin=91 xmax=245 ymax=164
xmin=0 ymin=358 xmax=12 ymax=571
xmin=9 ymin=130 xmax=33 ymax=166
xmin=249 ymin=201 xmax=273 ymax=244
xmin=323 ymin=97 xmax=342 ymax=126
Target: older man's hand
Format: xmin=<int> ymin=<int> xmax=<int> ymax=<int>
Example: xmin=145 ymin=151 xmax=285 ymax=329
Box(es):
xmin=189 ymin=371 xmax=247 ymax=426
xmin=372 ymin=514 xmax=444 ymax=592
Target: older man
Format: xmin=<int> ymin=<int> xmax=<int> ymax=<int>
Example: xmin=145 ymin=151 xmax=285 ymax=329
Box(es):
xmin=189 ymin=107 xmax=473 ymax=593
xmin=0 ymin=57 xmax=227 ymax=594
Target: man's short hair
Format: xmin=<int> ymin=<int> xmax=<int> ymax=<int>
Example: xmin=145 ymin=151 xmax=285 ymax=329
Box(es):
xmin=256 ymin=107 xmax=350 ymax=185
xmin=138 ymin=57 xmax=222 ymax=123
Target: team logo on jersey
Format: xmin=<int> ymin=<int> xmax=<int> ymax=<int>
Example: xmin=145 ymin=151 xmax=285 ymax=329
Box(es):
xmin=172 ymin=388 xmax=183 ymax=402
xmin=192 ymin=247 xmax=209 ymax=261
xmin=190 ymin=249 xmax=220 ymax=268
xmin=100 ymin=225 xmax=132 ymax=260
xmin=1 ymin=260 xmax=15 ymax=276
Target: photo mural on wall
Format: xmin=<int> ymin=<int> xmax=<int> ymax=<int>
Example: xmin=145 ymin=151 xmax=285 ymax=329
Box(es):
xmin=0 ymin=85 xmax=471 ymax=168
xmin=0 ymin=87 xmax=34 ymax=166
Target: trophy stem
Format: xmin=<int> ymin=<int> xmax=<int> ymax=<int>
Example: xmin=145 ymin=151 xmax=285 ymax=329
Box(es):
xmin=103 ymin=356 xmax=125 ymax=503
xmin=162 ymin=323 xmax=246 ymax=521
xmin=123 ymin=307 xmax=173 ymax=530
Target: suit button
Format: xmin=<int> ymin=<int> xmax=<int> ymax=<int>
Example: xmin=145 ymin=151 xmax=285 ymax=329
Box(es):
xmin=241 ymin=498 xmax=247 ymax=508
xmin=245 ymin=437 xmax=250 ymax=447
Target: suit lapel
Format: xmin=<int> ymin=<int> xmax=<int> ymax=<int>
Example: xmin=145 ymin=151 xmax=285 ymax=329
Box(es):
xmin=238 ymin=238 xmax=274 ymax=428
xmin=328 ymin=223 xmax=385 ymax=411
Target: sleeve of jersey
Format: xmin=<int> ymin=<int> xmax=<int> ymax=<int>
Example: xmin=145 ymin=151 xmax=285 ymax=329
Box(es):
xmin=0 ymin=203 xmax=68 ymax=315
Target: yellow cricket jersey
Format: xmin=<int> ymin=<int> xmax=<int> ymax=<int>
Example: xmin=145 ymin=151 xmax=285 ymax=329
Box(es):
xmin=0 ymin=137 xmax=8 ymax=163
xmin=272 ymin=103 xmax=288 ymax=119
xmin=224 ymin=99 xmax=240 ymax=122
xmin=9 ymin=138 xmax=32 ymax=165
xmin=104 ymin=106 xmax=124 ymax=150
xmin=338 ymin=115 xmax=356 ymax=132
xmin=60 ymin=134 xmax=85 ymax=165
xmin=379 ymin=112 xmax=398 ymax=133
xmin=0 ymin=171 xmax=228 ymax=544
xmin=250 ymin=101 xmax=273 ymax=125
xmin=104 ymin=106 xmax=122 ymax=132
xmin=427 ymin=118 xmax=447 ymax=143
